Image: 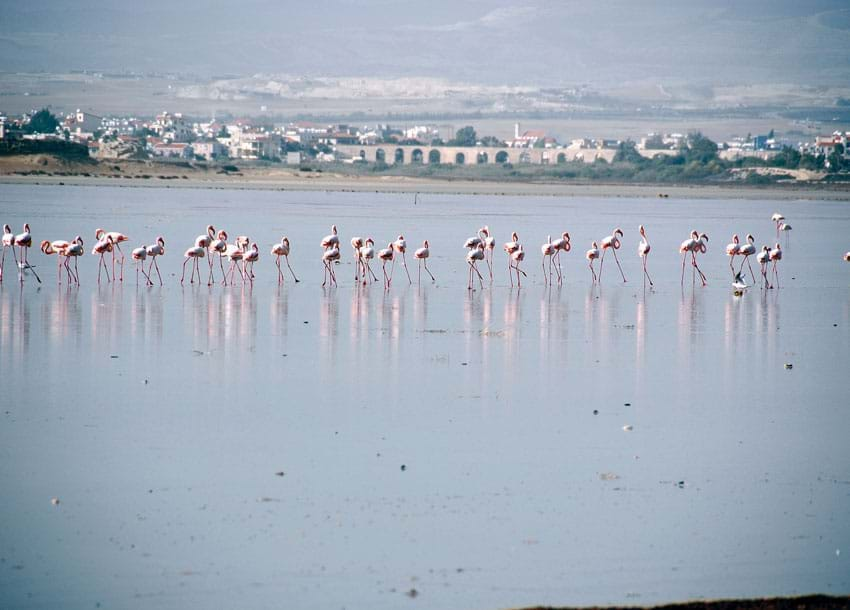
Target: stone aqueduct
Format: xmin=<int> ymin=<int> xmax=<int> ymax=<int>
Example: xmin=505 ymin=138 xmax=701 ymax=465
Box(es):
xmin=334 ymin=144 xmax=619 ymax=166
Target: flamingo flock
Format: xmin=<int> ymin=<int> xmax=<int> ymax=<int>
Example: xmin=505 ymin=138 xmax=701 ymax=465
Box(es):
xmin=2 ymin=212 xmax=847 ymax=291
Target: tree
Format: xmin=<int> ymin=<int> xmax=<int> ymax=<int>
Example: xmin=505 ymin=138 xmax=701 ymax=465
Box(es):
xmin=613 ymin=141 xmax=646 ymax=164
xmin=25 ymin=108 xmax=59 ymax=134
xmin=835 ymin=143 xmax=845 ymax=156
xmin=217 ymin=125 xmax=230 ymax=138
xmin=479 ymin=135 xmax=504 ymax=147
xmin=449 ymin=126 xmax=477 ymax=147
xmin=685 ymin=132 xmax=719 ymax=164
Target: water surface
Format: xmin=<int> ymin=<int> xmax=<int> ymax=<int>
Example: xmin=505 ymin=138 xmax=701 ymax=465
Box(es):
xmin=1 ymin=184 xmax=849 ymax=609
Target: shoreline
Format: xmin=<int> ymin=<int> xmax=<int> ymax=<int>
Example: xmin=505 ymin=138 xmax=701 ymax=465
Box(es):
xmin=2 ymin=172 xmax=850 ymax=200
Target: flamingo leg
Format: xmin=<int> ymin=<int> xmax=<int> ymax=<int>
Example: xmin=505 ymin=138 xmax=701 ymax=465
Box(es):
xmin=181 ymin=258 xmax=190 ymax=283
xmin=773 ymin=260 xmax=780 ymax=288
xmin=487 ymin=250 xmax=494 ymax=280
xmin=276 ymin=256 xmax=283 ymax=283
xmin=218 ymin=254 xmax=227 ymax=285
xmin=424 ymin=259 xmax=435 ymax=282
xmin=508 ymin=257 xmax=514 ymax=287
xmin=115 ymin=243 xmax=125 ymax=282
xmin=207 ymin=254 xmax=214 ymax=286
xmin=467 ymin=261 xmax=473 ymax=290
xmin=11 ymin=244 xmax=20 ymax=281
xmin=472 ymin=261 xmax=484 ymax=289
xmin=643 ymin=256 xmax=653 ymax=287
xmin=542 ymin=257 xmax=548 ymax=284
xmin=418 ymin=259 xmax=421 ymax=284
xmin=612 ymin=248 xmax=627 ymax=282
xmin=681 ymin=253 xmax=687 ymax=285
xmin=516 ymin=261 xmax=521 ymax=288
xmin=285 ymin=256 xmax=299 ymax=283
xmin=382 ymin=261 xmax=390 ymax=290
xmin=73 ymin=257 xmax=80 ymax=284
xmin=0 ymin=246 xmax=6 ymax=282
xmin=484 ymin=256 xmax=493 ymax=281
xmin=598 ymin=249 xmax=606 ymax=282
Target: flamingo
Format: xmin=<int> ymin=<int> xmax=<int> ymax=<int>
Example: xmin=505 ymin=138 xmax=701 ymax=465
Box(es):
xmin=679 ymin=230 xmax=706 ymax=286
xmin=638 ymin=225 xmax=653 ymax=287
xmin=414 ymin=239 xmax=435 ymax=283
xmin=359 ymin=238 xmax=378 ymax=285
xmin=91 ymin=234 xmax=114 ymax=284
xmin=769 ymin=243 xmax=782 ymax=288
xmin=223 ymin=242 xmax=245 ymax=283
xmin=209 ymin=230 xmax=228 ymax=285
xmin=322 ymin=243 xmax=340 ymax=287
xmin=466 ymin=241 xmax=485 ymax=290
xmin=14 ymin=224 xmax=38 ymax=283
xmin=271 ymin=237 xmax=299 ymax=284
xmin=725 ymin=234 xmax=741 ymax=277
xmin=541 ymin=235 xmax=556 ymax=285
xmin=377 ymin=242 xmax=394 ymax=289
xmin=599 ymin=227 xmax=626 ymax=283
xmin=95 ymin=228 xmax=128 ymax=282
xmin=757 ymin=245 xmax=772 ymax=289
xmin=146 ymin=237 xmax=165 ymax=285
xmin=40 ymin=239 xmax=71 ymax=283
xmin=771 ymin=213 xmax=785 ymax=238
xmin=510 ymin=244 xmax=526 ymax=288
xmin=242 ymin=243 xmax=259 ymax=282
xmin=321 ymin=225 xmax=339 ymax=249
xmin=351 ymin=236 xmax=364 ymax=281
xmin=392 ymin=234 xmax=412 ymax=284
xmin=737 ymin=234 xmax=756 ymax=283
xmin=181 ymin=245 xmax=206 ymax=284
xmin=586 ymin=241 xmax=600 ymax=283
xmin=195 ymin=225 xmax=216 ymax=285
xmin=131 ymin=245 xmax=153 ymax=285
xmin=64 ymin=236 xmax=83 ymax=285
xmin=479 ymin=226 xmax=496 ymax=279
xmin=1 ymin=224 xmax=14 ymax=282
xmin=551 ymin=231 xmax=570 ymax=282
xmin=503 ymin=232 xmax=520 ymax=286
xmin=779 ymin=222 xmax=792 ymax=245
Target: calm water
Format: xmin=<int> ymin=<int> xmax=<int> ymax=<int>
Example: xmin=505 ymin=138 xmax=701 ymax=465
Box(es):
xmin=1 ymin=184 xmax=849 ymax=610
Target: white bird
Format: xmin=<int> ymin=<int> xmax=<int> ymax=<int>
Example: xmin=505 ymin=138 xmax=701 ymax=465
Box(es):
xmin=271 ymin=236 xmax=299 ymax=284
xmin=377 ymin=242 xmax=394 ymax=289
xmin=466 ymin=242 xmax=485 ymax=290
xmin=414 ymin=239 xmax=435 ymax=283
xmin=146 ymin=236 xmax=165 ymax=285
xmin=586 ymin=241 xmax=600 ymax=283
xmin=359 ymin=238 xmax=378 ymax=285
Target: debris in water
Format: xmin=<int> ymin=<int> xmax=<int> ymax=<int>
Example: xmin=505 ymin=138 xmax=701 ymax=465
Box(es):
xmin=624 ymin=402 xmax=631 ymax=406
xmin=623 ymin=425 xmax=633 ymax=431
xmin=785 ymin=363 xmax=793 ymax=369
xmin=406 ymin=588 xmax=419 ymax=598
xmin=599 ymin=472 xmax=620 ymax=481
xmin=400 ymin=464 xmax=407 ymax=471
xmin=110 ymin=355 xmax=118 ymax=359
xmin=677 ymin=481 xmax=685 ymax=488
xmin=275 ymin=471 xmax=285 ymax=477
xmin=593 ymin=409 xmax=599 ymax=415
xmin=50 ymin=498 xmax=60 ymax=505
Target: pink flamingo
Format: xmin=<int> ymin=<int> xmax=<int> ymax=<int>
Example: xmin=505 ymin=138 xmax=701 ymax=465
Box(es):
xmin=146 ymin=237 xmax=165 ymax=285
xmin=377 ymin=241 xmax=394 ymax=289
xmin=271 ymin=237 xmax=299 ymax=284
xmin=322 ymin=242 xmax=340 ymax=287
xmin=466 ymin=241 xmax=485 ymax=290
xmin=725 ymin=234 xmax=740 ymax=277
xmin=242 ymin=243 xmax=259 ymax=282
xmin=95 ymin=228 xmax=128 ymax=282
xmin=209 ymin=230 xmax=228 ymax=285
xmin=321 ymin=225 xmax=339 ymax=249
xmin=479 ymin=226 xmax=496 ymax=279
xmin=91 ymin=234 xmax=114 ymax=284
xmin=351 ymin=236 xmax=364 ymax=281
xmin=737 ymin=234 xmax=756 ymax=283
xmin=551 ymin=231 xmax=570 ymax=282
xmin=638 ymin=225 xmax=653 ymax=287
xmin=194 ymin=225 xmax=216 ymax=285
xmin=679 ymin=230 xmax=698 ymax=286
xmin=771 ymin=213 xmax=785 ymax=238
xmin=0 ymin=224 xmax=14 ymax=282
xmin=359 ymin=238 xmax=378 ymax=285
xmin=40 ymin=239 xmax=71 ymax=283
xmin=414 ymin=239 xmax=435 ymax=283
xmin=510 ymin=244 xmax=526 ymax=288
xmin=757 ymin=245 xmax=772 ymax=289
xmin=392 ymin=234 xmax=412 ymax=284
xmin=224 ymin=242 xmax=245 ymax=284
xmin=586 ymin=241 xmax=600 ymax=283
xmin=541 ymin=235 xmax=556 ymax=285
xmin=131 ymin=245 xmax=153 ymax=286
xmin=599 ymin=227 xmax=626 ymax=283
xmin=503 ymin=232 xmax=520 ymax=286
xmin=13 ymin=224 xmax=38 ymax=283
xmin=769 ymin=243 xmax=782 ymax=288
xmin=64 ymin=236 xmax=83 ymax=285
xmin=181 ymin=245 xmax=205 ymax=284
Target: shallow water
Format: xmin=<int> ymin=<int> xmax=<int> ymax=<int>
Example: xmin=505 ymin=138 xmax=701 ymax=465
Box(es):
xmin=1 ymin=184 xmax=849 ymax=610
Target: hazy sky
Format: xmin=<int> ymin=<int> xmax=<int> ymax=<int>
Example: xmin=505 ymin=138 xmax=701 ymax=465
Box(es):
xmin=1 ymin=0 xmax=849 ymax=85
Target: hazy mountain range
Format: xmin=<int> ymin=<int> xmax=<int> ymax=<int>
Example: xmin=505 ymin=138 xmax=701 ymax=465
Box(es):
xmin=2 ymin=0 xmax=849 ymax=87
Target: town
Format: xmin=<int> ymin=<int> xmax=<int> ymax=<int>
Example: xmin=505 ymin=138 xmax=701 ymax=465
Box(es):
xmin=1 ymin=107 xmax=849 ymax=176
